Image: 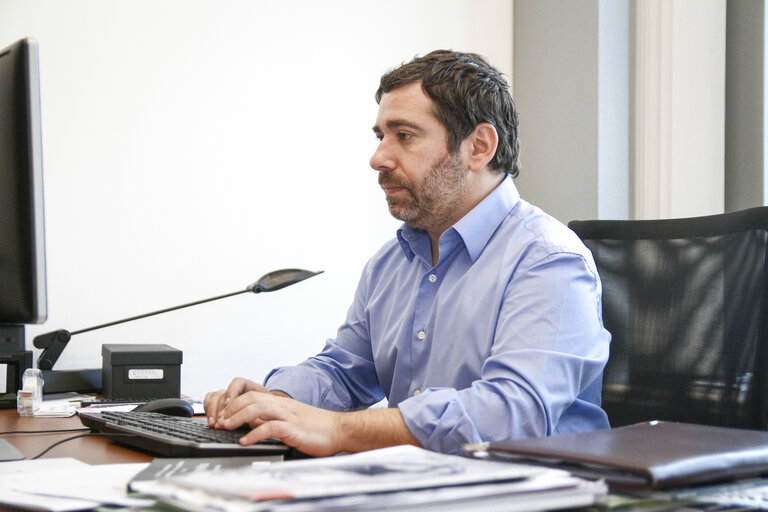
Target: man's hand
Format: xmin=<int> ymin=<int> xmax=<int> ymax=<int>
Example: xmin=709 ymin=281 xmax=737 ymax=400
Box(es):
xmin=204 ymin=377 xmax=290 ymax=427
xmin=203 ymin=377 xmax=420 ymax=457
xmin=214 ymin=390 xmax=345 ymax=457
xmin=204 ymin=377 xmax=266 ymax=427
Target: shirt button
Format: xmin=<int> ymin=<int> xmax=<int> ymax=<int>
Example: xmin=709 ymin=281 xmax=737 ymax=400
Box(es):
xmin=428 ymin=274 xmax=437 ymax=283
xmin=417 ymin=331 xmax=426 ymax=340
xmin=414 ymin=389 xmax=421 ymax=396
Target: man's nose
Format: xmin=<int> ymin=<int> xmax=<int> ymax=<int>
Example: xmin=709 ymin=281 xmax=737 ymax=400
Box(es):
xmin=370 ymin=140 xmax=395 ymax=173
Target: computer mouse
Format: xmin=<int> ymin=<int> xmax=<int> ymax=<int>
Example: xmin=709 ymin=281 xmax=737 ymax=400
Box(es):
xmin=131 ymin=398 xmax=194 ymax=417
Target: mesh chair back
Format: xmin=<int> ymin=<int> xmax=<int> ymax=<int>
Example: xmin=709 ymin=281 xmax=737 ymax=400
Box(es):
xmin=569 ymin=207 xmax=768 ymax=430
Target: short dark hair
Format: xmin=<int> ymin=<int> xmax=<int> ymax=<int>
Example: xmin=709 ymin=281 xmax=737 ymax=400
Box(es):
xmin=375 ymin=49 xmax=520 ymax=177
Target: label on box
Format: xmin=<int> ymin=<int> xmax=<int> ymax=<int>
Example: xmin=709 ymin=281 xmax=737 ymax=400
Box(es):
xmin=128 ymin=369 xmax=164 ymax=380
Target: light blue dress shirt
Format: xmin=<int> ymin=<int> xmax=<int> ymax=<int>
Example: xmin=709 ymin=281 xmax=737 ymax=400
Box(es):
xmin=265 ymin=176 xmax=611 ymax=454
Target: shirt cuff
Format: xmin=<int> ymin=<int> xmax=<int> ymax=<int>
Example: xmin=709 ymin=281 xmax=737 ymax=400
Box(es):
xmin=397 ymin=387 xmax=483 ymax=455
xmin=264 ymin=367 xmax=324 ymax=406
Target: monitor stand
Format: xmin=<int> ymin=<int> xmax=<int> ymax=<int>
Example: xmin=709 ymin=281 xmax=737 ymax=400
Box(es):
xmin=0 ymin=325 xmax=25 ymax=353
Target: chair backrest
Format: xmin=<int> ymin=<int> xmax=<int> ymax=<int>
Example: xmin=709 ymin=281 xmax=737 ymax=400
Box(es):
xmin=568 ymin=207 xmax=768 ymax=430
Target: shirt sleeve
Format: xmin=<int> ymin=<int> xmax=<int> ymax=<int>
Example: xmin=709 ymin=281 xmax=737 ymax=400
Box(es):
xmin=397 ymin=249 xmax=610 ymax=454
xmin=264 ymin=263 xmax=385 ymax=411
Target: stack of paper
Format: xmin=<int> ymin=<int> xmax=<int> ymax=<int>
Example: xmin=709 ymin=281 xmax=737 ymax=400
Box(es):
xmin=130 ymin=445 xmax=607 ymax=511
xmin=0 ymin=458 xmax=152 ymax=511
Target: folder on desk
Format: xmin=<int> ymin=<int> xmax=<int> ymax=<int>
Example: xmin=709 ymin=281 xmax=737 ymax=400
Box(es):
xmin=480 ymin=421 xmax=768 ymax=489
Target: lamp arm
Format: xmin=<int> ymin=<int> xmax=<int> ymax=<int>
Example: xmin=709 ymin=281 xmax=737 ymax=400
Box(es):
xmin=28 ymin=268 xmax=322 ymax=374
xmin=31 ymin=289 xmax=248 ymax=371
xmin=33 ymin=329 xmax=72 ymax=370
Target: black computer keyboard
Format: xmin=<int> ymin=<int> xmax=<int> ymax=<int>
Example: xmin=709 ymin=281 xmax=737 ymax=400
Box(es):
xmin=98 ymin=411 xmax=285 ymax=444
xmin=79 ymin=398 xmax=151 ymax=407
xmin=78 ymin=410 xmax=290 ymax=457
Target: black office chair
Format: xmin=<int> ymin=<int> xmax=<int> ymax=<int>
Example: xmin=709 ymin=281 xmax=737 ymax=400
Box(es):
xmin=568 ymin=207 xmax=768 ymax=430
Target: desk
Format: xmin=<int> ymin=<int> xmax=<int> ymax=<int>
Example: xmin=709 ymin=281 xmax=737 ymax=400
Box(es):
xmin=0 ymin=408 xmax=152 ymax=464
xmin=1 ymin=409 xmax=744 ymax=511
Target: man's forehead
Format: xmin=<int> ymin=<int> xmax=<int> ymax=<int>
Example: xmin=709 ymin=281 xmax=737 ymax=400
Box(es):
xmin=379 ymin=82 xmax=432 ymax=111
xmin=374 ymin=82 xmax=438 ymax=130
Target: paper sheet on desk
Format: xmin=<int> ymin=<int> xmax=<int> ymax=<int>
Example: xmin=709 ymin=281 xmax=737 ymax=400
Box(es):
xmin=78 ymin=403 xmax=140 ymax=413
xmin=265 ymin=474 xmax=606 ymax=512
xmin=0 ymin=458 xmax=152 ymax=511
xmin=30 ymin=393 xmax=89 ymax=417
xmin=35 ymin=403 xmax=76 ymax=417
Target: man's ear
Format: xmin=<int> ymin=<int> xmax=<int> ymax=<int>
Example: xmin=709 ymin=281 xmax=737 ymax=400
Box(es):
xmin=465 ymin=122 xmax=499 ymax=173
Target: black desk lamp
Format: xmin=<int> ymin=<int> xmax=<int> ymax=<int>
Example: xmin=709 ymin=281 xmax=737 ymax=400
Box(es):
xmin=32 ymin=268 xmax=323 ymax=394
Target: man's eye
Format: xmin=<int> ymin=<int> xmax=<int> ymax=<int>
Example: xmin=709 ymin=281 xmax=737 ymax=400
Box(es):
xmin=397 ymin=132 xmax=413 ymax=141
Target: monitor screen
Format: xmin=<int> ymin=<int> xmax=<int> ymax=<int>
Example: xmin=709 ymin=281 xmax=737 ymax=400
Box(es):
xmin=0 ymin=37 xmax=47 ymax=351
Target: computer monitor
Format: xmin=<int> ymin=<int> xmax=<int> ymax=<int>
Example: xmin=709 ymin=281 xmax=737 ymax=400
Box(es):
xmin=0 ymin=37 xmax=47 ymax=353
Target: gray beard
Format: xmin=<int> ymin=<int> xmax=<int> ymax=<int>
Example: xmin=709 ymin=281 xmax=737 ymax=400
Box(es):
xmin=382 ymin=152 xmax=467 ymax=230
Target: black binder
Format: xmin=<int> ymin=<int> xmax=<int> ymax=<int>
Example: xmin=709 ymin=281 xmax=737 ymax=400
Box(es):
xmin=481 ymin=421 xmax=768 ymax=489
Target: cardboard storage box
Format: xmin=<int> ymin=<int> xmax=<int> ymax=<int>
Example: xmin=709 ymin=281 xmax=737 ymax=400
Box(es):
xmin=101 ymin=344 xmax=182 ymax=399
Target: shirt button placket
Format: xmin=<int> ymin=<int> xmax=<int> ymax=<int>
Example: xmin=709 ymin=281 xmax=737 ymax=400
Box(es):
xmin=412 ymin=271 xmax=435 ymax=399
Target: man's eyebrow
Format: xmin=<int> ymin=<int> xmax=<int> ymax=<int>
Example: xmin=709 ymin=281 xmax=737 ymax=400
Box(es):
xmin=372 ymin=119 xmax=424 ymax=134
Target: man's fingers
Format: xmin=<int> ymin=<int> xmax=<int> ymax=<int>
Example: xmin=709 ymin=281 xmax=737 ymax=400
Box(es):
xmin=203 ymin=390 xmax=226 ymax=426
xmin=218 ymin=392 xmax=287 ymax=430
xmin=239 ymin=420 xmax=291 ymax=446
xmin=206 ymin=378 xmax=272 ymax=427
xmin=223 ymin=378 xmax=249 ymax=400
xmin=224 ymin=378 xmax=270 ymax=402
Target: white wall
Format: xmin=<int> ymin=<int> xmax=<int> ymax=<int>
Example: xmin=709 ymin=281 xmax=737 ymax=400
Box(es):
xmin=0 ymin=0 xmax=513 ymax=398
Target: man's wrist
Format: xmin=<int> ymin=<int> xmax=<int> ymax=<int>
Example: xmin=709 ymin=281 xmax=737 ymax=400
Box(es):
xmin=335 ymin=407 xmax=420 ymax=453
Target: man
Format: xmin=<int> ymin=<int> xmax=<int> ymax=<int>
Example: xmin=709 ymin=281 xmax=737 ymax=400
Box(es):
xmin=204 ymin=50 xmax=610 ymax=456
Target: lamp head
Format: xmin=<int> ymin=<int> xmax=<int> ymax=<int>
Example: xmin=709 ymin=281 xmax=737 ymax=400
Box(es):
xmin=247 ymin=268 xmax=323 ymax=293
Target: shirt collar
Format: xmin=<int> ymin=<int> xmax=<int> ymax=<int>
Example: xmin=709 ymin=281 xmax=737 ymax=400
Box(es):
xmin=396 ymin=175 xmax=520 ymax=263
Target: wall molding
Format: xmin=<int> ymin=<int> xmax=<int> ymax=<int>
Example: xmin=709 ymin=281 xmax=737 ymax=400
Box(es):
xmin=632 ymin=0 xmax=725 ymax=219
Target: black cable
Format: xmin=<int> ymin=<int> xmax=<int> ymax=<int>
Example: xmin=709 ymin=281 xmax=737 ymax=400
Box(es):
xmin=0 ymin=428 xmax=90 ymax=435
xmin=31 ymin=432 xmax=137 ymax=459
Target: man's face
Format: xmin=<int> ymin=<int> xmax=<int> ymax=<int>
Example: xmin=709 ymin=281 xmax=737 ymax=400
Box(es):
xmin=370 ymin=82 xmax=467 ymax=233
